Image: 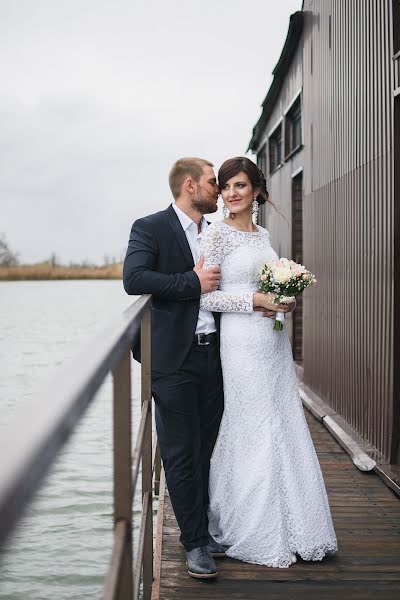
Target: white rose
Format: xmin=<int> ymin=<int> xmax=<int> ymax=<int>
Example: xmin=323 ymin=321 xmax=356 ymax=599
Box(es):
xmin=273 ymin=266 xmax=292 ymax=284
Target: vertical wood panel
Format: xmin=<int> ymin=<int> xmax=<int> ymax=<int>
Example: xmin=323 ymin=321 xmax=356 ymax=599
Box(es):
xmin=257 ymin=0 xmax=396 ymax=462
xmin=292 ymin=173 xmax=304 ymax=362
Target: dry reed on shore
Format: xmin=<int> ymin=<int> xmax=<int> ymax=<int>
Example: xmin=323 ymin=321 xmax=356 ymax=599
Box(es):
xmin=0 ymin=264 xmax=123 ymax=281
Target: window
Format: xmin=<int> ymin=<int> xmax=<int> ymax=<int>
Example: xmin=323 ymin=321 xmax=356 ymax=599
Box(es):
xmin=257 ymin=144 xmax=267 ymax=177
xmin=268 ymin=124 xmax=282 ymax=173
xmin=394 ymin=0 xmax=400 ymax=54
xmin=284 ymin=96 xmax=302 ymax=158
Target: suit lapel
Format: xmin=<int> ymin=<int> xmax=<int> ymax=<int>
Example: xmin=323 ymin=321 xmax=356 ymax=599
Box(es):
xmin=165 ymin=204 xmax=195 ymax=268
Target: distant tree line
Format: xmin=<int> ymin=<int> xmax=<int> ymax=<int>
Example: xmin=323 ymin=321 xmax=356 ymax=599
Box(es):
xmin=0 ymin=234 xmax=124 ymax=268
xmin=0 ymin=234 xmax=18 ymax=266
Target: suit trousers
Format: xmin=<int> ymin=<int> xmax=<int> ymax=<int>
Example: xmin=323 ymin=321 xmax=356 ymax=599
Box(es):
xmin=152 ymin=339 xmax=224 ymax=551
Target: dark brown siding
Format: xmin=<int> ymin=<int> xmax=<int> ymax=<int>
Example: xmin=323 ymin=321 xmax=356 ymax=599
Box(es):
xmin=301 ymin=0 xmax=394 ymax=461
xmin=256 ymin=0 xmax=397 ymax=462
xmin=292 ymin=172 xmax=304 ymax=363
xmin=393 ymin=0 xmax=400 ymax=463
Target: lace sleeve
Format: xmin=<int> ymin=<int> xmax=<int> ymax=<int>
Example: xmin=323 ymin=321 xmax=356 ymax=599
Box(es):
xmin=199 ymin=225 xmax=253 ymax=313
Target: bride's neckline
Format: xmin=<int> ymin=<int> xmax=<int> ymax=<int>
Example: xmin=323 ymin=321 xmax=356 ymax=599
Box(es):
xmin=219 ymin=221 xmax=260 ymax=234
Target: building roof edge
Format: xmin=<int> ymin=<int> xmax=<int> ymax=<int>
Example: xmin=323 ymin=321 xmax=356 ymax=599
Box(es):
xmin=247 ymin=11 xmax=304 ymax=153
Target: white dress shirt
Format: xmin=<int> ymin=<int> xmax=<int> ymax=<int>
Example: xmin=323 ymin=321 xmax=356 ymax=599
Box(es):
xmin=172 ymin=203 xmax=216 ymax=334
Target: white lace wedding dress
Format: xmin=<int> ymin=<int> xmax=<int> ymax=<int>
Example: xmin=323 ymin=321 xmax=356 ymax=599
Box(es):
xmin=200 ymin=221 xmax=337 ymax=567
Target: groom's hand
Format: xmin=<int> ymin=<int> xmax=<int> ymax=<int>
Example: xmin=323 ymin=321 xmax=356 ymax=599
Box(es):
xmin=194 ymin=256 xmax=221 ymax=293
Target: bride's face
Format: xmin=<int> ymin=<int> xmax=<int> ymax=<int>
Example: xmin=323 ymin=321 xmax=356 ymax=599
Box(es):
xmin=220 ymin=171 xmax=257 ymax=217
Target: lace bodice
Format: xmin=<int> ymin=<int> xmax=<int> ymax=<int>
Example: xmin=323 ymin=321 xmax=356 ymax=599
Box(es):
xmin=199 ymin=222 xmax=278 ymax=313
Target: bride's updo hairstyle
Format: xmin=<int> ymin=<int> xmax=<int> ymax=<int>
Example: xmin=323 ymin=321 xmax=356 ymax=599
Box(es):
xmin=218 ymin=156 xmax=271 ymax=207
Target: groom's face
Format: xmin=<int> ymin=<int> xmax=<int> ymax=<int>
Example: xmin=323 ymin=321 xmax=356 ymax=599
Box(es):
xmin=192 ymin=165 xmax=219 ymax=214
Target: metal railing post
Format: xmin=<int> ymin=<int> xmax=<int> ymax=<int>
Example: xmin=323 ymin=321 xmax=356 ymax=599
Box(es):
xmin=153 ymin=443 xmax=161 ymax=496
xmin=112 ymin=349 xmax=133 ymax=600
xmin=141 ymin=306 xmax=153 ymax=600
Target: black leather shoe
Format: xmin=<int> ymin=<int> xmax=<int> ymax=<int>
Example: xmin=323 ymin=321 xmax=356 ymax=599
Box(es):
xmin=186 ymin=546 xmax=218 ymax=579
xmin=207 ymin=534 xmax=226 ymax=557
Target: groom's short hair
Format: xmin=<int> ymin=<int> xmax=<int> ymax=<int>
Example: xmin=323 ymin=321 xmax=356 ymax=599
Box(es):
xmin=169 ymin=157 xmax=214 ymax=199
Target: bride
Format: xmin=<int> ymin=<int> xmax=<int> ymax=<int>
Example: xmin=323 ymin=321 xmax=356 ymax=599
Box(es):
xmin=199 ymin=156 xmax=337 ymax=567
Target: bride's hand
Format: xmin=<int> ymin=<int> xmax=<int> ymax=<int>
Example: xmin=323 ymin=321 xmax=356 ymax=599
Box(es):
xmin=274 ymin=300 xmax=296 ymax=314
xmin=253 ymin=293 xmax=296 ymax=314
xmin=253 ymin=307 xmax=277 ymax=319
xmin=253 ymin=292 xmax=277 ymax=311
xmin=280 ymin=300 xmax=296 ymax=313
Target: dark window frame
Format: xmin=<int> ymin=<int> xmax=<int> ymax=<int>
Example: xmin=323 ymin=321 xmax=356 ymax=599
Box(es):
xmin=284 ymin=95 xmax=302 ymax=159
xmin=257 ymin=144 xmax=267 ymax=178
xmin=268 ymin=123 xmax=283 ymax=174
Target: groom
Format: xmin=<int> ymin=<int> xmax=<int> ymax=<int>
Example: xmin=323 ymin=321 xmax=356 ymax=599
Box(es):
xmin=123 ymin=157 xmax=226 ymax=578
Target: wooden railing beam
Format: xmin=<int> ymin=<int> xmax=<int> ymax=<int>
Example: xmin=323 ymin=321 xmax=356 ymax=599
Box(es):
xmin=111 ymin=349 xmax=133 ymax=600
xmin=153 ymin=441 xmax=161 ymax=496
xmin=131 ymin=400 xmax=151 ymax=492
xmin=133 ymin=491 xmax=151 ymax=599
xmin=141 ymin=307 xmax=153 ymax=600
xmin=103 ymin=519 xmax=129 ymax=600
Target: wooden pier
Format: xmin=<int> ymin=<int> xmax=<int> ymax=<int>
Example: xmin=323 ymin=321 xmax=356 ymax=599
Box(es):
xmin=152 ymin=409 xmax=400 ymax=600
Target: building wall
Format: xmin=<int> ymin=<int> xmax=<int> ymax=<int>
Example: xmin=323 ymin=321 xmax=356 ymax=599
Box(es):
xmin=257 ymin=0 xmax=397 ymax=461
xmin=255 ymin=37 xmax=304 ymax=341
xmin=256 ymin=50 xmax=303 ymax=260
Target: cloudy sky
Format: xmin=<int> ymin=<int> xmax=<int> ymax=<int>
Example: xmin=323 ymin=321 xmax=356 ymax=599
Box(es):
xmin=0 ymin=0 xmax=302 ymax=264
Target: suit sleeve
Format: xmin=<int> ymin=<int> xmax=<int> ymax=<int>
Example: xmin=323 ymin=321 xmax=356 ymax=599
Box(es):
xmin=123 ymin=218 xmax=201 ymax=300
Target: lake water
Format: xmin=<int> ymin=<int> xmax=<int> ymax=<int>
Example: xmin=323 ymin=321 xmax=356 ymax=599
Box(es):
xmin=0 ymin=280 xmax=144 ymax=600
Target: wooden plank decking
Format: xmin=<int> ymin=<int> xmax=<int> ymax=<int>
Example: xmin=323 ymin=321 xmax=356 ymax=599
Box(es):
xmin=152 ymin=409 xmax=400 ymax=600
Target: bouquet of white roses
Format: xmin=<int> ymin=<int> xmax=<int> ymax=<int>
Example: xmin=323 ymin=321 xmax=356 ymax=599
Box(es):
xmin=258 ymin=258 xmax=317 ymax=331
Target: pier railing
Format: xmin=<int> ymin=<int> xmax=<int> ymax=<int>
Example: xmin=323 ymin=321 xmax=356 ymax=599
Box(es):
xmin=0 ymin=294 xmax=159 ymax=600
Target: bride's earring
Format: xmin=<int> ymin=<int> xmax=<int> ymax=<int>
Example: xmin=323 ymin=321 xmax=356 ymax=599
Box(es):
xmin=252 ymin=198 xmax=259 ymax=224
xmin=222 ymin=204 xmax=229 ymax=219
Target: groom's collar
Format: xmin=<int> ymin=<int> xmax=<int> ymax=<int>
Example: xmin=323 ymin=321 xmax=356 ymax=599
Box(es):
xmin=171 ymin=203 xmax=208 ymax=233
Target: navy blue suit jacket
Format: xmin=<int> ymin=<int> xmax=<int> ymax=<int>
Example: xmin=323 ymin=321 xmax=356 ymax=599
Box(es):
xmin=123 ymin=204 xmax=219 ymax=374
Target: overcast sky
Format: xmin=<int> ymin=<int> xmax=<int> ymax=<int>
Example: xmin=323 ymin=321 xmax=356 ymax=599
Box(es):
xmin=0 ymin=0 xmax=302 ymax=264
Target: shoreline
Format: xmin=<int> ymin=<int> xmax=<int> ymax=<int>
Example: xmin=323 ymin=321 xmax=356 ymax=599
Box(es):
xmin=0 ymin=264 xmax=123 ymax=281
